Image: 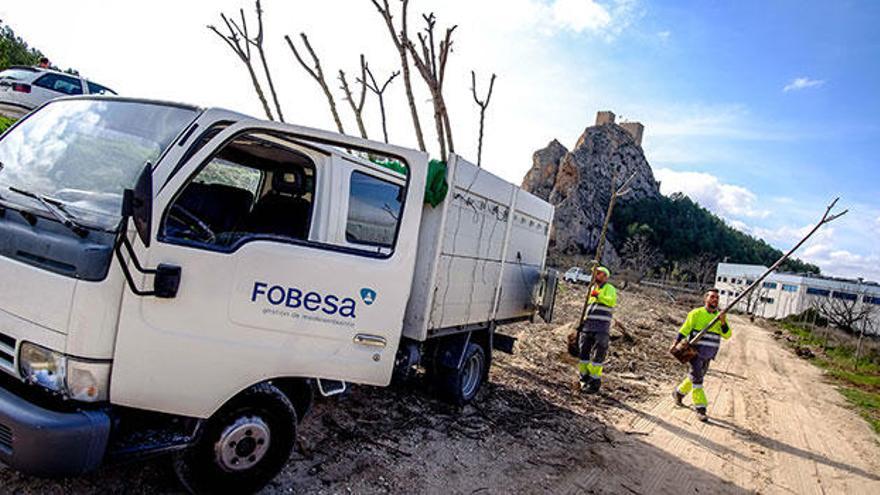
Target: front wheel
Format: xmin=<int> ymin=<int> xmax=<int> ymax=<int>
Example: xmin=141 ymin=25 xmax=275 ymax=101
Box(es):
xmin=174 ymin=383 xmax=297 ymax=494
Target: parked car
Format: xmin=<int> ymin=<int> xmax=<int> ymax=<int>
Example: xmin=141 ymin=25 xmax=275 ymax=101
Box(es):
xmin=0 ymin=66 xmax=115 ymax=118
xmin=564 ymin=266 xmax=592 ymax=284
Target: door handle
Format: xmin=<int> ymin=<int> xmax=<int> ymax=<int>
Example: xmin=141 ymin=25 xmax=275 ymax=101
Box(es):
xmin=353 ymin=334 xmax=387 ymax=348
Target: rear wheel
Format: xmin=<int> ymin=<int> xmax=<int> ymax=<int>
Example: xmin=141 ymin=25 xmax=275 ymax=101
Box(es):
xmin=174 ymin=383 xmax=297 ymax=494
xmin=431 ymin=342 xmax=487 ymax=406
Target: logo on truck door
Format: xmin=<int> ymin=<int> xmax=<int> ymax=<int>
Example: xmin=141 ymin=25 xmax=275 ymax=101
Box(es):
xmin=251 ymin=281 xmax=358 ymax=318
xmin=360 ymin=288 xmax=377 ymax=306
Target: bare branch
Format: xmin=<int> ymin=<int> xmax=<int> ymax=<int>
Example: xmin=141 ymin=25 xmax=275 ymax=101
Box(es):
xmin=339 ymin=54 xmax=369 ymax=139
xmin=369 ymin=0 xmax=426 ymax=151
xmin=362 ymin=64 xmax=400 ymax=143
xmin=470 ymin=71 xmax=496 ymax=167
xmin=286 ymin=33 xmax=345 ymax=134
xmin=406 ymin=11 xmax=456 ymax=160
xmin=207 ymin=9 xmax=274 ymax=120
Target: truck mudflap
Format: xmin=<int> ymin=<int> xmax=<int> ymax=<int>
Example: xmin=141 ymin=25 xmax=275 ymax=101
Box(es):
xmin=0 ymin=385 xmax=110 ymax=477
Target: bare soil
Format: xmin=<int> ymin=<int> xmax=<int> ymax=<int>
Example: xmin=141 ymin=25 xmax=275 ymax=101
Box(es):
xmin=3 ymin=284 xmax=879 ymax=494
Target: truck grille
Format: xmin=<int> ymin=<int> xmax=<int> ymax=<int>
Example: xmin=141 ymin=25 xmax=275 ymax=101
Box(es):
xmin=0 ymin=331 xmax=16 ymax=375
xmin=0 ymin=422 xmax=11 ymax=449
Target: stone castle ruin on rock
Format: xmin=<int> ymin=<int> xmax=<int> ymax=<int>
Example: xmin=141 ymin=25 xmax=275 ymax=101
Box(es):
xmin=521 ymin=111 xmax=661 ymax=264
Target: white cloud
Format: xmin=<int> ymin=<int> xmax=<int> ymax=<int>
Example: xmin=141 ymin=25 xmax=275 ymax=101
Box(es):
xmin=657 ymin=30 xmax=671 ymax=41
xmin=654 ymin=168 xmax=770 ymax=219
xmin=551 ymin=0 xmax=612 ymax=32
xmin=783 ymin=76 xmax=825 ymax=92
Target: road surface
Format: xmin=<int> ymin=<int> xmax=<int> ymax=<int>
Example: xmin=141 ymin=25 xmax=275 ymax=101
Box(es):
xmin=565 ymin=315 xmax=880 ymax=494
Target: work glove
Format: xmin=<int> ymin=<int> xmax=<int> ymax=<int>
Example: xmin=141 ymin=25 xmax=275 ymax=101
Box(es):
xmin=590 ymin=290 xmax=600 ymax=297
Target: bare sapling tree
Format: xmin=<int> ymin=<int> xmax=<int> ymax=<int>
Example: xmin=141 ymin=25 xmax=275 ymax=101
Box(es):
xmin=286 ymin=33 xmax=345 ymax=134
xmin=620 ymin=233 xmax=661 ymax=282
xmin=744 ymin=285 xmax=769 ymax=321
xmin=208 ymin=9 xmax=274 ymax=120
xmin=407 ymin=13 xmax=457 ymax=161
xmin=243 ymin=0 xmax=284 ymax=121
xmin=470 ymin=71 xmax=496 ymax=167
xmin=817 ymin=291 xmax=877 ymax=334
xmin=679 ymin=253 xmax=720 ymax=292
xmin=361 ymin=64 xmax=400 ymax=143
xmin=339 ymin=54 xmax=369 ymax=139
xmin=370 ymin=0 xmax=426 ymax=151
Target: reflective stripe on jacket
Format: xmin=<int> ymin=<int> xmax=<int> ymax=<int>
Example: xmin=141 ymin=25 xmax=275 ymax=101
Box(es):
xmin=678 ymin=307 xmax=732 ymax=359
xmin=583 ymin=283 xmax=617 ymax=334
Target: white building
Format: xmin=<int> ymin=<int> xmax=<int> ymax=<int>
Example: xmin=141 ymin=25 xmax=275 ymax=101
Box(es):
xmin=714 ymin=263 xmax=880 ymax=334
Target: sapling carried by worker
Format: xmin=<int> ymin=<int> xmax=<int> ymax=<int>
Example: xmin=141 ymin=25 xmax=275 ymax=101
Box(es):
xmin=577 ymin=266 xmax=617 ymax=394
xmin=671 ymin=288 xmax=732 ymax=422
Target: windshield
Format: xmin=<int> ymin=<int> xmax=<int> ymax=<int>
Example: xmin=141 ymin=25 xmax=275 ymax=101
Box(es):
xmin=0 ymin=99 xmax=197 ymax=229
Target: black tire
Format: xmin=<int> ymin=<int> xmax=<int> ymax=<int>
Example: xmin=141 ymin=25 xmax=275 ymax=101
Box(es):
xmin=174 ymin=383 xmax=297 ymax=494
xmin=433 ymin=342 xmax=487 ymax=406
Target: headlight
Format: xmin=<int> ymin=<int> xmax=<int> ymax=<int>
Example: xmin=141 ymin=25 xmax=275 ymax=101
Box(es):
xmin=18 ymin=342 xmax=110 ymax=402
xmin=19 ymin=342 xmax=66 ymax=393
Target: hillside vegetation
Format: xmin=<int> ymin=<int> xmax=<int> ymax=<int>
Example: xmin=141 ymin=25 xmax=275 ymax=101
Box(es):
xmin=0 ymin=19 xmax=44 ymax=69
xmin=613 ymin=192 xmax=820 ymax=274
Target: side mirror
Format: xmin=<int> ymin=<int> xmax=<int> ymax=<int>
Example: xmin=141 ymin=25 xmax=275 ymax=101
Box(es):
xmin=121 ymin=162 xmax=153 ymax=247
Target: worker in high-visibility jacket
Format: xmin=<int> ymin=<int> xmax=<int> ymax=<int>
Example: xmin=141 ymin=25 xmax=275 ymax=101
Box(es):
xmin=671 ymin=288 xmax=732 ymax=422
xmin=578 ymin=266 xmax=617 ymax=394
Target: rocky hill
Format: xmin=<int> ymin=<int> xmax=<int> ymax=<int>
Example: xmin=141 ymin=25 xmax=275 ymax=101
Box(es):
xmin=522 ymin=122 xmax=660 ymax=263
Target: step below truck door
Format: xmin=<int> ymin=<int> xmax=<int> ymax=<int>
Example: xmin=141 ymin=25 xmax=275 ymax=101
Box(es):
xmin=111 ymin=120 xmax=427 ymax=418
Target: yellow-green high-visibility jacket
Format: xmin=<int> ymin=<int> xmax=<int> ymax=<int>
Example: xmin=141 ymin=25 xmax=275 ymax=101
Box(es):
xmin=583 ymin=283 xmax=617 ymax=334
xmin=678 ymin=307 xmax=732 ymax=359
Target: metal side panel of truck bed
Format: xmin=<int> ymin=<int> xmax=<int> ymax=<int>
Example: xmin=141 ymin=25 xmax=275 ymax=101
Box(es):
xmin=403 ymin=155 xmax=554 ymax=341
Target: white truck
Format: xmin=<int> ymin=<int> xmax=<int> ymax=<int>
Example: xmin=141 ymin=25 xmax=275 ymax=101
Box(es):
xmin=563 ymin=266 xmax=592 ymax=284
xmin=0 ymin=96 xmax=556 ymax=492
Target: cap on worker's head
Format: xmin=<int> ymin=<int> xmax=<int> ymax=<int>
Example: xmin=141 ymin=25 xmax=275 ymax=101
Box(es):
xmin=597 ymin=266 xmax=611 ymax=277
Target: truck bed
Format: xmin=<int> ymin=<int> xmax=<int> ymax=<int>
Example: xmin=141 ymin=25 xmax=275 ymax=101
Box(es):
xmin=403 ymin=155 xmax=554 ymax=341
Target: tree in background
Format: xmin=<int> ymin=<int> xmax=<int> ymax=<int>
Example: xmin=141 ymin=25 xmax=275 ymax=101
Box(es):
xmin=817 ymin=292 xmax=877 ymax=334
xmin=619 ymin=228 xmax=662 ymax=282
xmin=0 ymin=19 xmax=45 ymax=70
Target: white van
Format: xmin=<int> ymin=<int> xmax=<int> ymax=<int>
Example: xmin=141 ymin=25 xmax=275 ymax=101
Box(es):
xmin=0 ymin=97 xmax=556 ymax=492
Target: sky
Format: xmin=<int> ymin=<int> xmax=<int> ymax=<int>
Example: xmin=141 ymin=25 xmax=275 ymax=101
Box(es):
xmin=2 ymin=0 xmax=878 ymax=280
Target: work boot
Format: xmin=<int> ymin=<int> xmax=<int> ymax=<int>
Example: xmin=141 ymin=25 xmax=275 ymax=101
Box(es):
xmin=672 ymin=389 xmax=685 ymax=407
xmin=585 ymin=377 xmax=601 ymax=394
xmin=696 ymin=407 xmax=708 ymax=422
xmin=578 ymin=376 xmax=589 ymax=391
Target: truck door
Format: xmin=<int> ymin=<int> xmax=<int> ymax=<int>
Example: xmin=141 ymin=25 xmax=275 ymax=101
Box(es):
xmin=111 ymin=121 xmax=427 ymax=418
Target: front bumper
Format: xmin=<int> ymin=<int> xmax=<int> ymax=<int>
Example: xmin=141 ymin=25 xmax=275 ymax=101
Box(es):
xmin=0 ymin=383 xmax=110 ymax=477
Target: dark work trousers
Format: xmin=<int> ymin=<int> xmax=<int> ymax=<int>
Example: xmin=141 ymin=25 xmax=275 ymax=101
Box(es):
xmin=578 ymin=331 xmax=609 ymax=368
xmin=689 ymin=355 xmax=711 ymax=385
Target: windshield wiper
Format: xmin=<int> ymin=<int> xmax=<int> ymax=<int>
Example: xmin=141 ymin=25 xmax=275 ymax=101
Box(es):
xmin=8 ymin=186 xmax=89 ymax=237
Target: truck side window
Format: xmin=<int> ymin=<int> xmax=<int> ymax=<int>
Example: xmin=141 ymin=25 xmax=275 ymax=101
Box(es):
xmin=161 ymin=132 xmax=316 ymax=250
xmin=346 ymin=171 xmax=403 ymax=248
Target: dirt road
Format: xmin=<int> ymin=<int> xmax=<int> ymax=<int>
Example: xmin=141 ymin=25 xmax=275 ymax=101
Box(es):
xmin=568 ymin=315 xmax=880 ymax=494
xmin=2 ymin=292 xmax=878 ymax=494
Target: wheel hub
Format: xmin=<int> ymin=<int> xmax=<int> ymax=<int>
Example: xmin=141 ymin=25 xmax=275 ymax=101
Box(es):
xmin=214 ymin=416 xmax=271 ymax=472
xmin=461 ymin=351 xmax=484 ymax=398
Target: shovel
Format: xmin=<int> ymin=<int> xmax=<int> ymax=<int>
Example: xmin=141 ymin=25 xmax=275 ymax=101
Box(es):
xmin=670 ymin=198 xmax=847 ymax=364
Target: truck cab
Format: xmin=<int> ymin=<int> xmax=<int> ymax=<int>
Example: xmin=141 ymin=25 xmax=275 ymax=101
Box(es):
xmin=0 ymin=96 xmax=434 ymax=490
